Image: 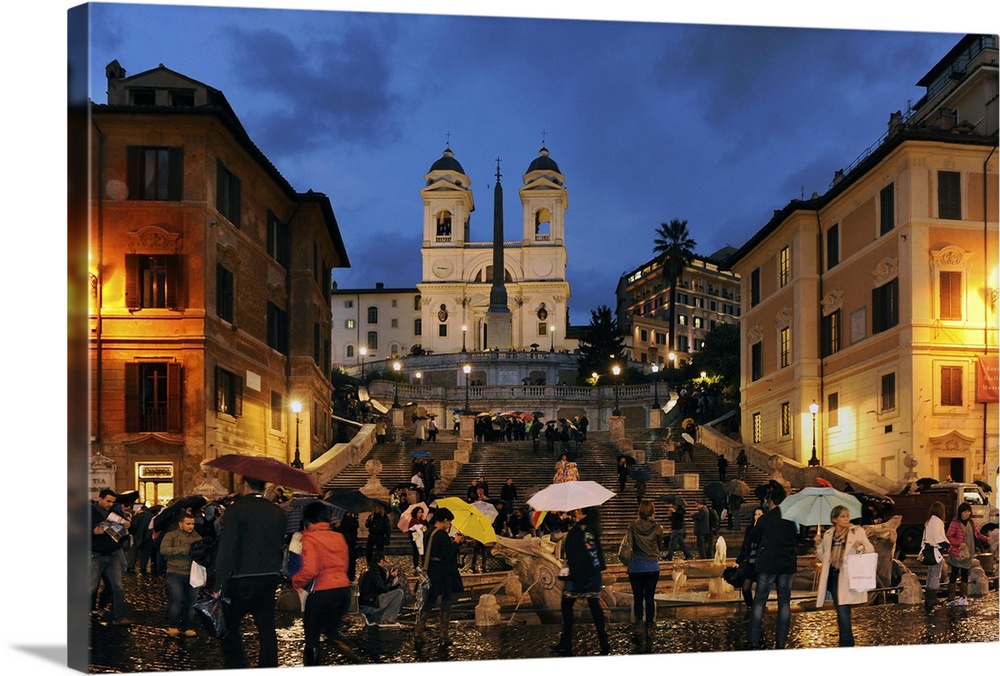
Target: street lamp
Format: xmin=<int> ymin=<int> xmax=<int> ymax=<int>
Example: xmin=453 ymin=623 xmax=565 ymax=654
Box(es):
xmin=612 ymin=364 xmax=621 ymax=416
xmin=463 ymin=364 xmax=472 ymax=414
xmin=392 ymin=361 xmax=401 ymax=408
xmin=461 ymin=325 xmax=468 ymax=353
xmin=359 ymin=346 xmax=367 ymax=382
xmin=549 ymin=324 xmax=555 ymax=352
xmin=668 ymin=352 xmax=676 ymax=393
xmin=290 ymin=400 xmax=303 ymax=469
xmin=651 ymin=364 xmax=660 ymax=409
xmin=808 ymin=400 xmax=820 ymax=466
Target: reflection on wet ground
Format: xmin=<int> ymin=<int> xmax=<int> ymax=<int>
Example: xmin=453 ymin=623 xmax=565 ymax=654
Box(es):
xmin=88 ymin=573 xmax=998 ymax=672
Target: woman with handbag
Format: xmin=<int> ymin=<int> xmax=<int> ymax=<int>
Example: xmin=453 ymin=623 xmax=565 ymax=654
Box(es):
xmin=945 ymin=502 xmax=989 ymax=606
xmin=625 ymin=500 xmax=663 ymax=637
xmin=813 ymin=505 xmax=874 ymax=647
xmin=413 ymin=507 xmax=463 ymax=647
xmin=550 ymin=506 xmax=610 ymax=657
xmin=921 ymin=501 xmax=948 ymax=606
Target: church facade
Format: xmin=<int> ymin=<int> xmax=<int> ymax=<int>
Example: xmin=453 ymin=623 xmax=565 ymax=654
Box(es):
xmin=331 ymin=145 xmax=573 ymax=367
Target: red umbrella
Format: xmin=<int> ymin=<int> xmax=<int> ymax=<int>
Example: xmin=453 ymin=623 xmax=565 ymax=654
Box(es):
xmin=203 ymin=454 xmax=321 ymax=494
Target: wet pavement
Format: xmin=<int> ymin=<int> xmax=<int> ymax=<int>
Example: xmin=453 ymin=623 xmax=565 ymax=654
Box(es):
xmin=87 ymin=566 xmax=999 ymax=672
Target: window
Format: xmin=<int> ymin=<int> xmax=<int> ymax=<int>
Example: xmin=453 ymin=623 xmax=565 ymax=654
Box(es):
xmin=539 ymin=322 xmax=549 ymax=337
xmin=880 ymin=183 xmax=895 ymax=235
xmin=345 ymin=319 xmax=355 ymax=329
xmin=323 ymin=340 xmax=330 ymax=375
xmin=693 ymin=317 xmax=703 ymax=329
xmin=216 ymin=264 xmax=234 ymax=323
xmin=267 ymin=302 xmax=288 ymax=354
xmin=677 ymin=314 xmax=688 ymax=326
xmin=130 ymin=88 xmax=155 ymax=105
xmin=938 ymin=171 xmax=961 ymax=219
xmin=270 ymin=391 xmax=283 ymax=432
xmin=169 ymin=90 xmax=194 ymax=107
xmin=939 ymin=271 xmax=962 ymax=320
xmin=779 ymin=246 xmax=790 ymax=287
xmin=313 ymin=323 xmax=320 ymax=363
xmin=414 ymin=296 xmax=421 ymax=311
xmin=780 ymin=327 xmax=791 ymax=368
xmin=125 ymin=254 xmax=181 ymax=310
xmin=872 ymin=278 xmax=899 ymax=334
xmin=750 ymin=267 xmax=760 ymax=307
xmin=821 ymin=310 xmax=840 ymax=357
xmin=266 ymin=211 xmax=290 ymax=267
xmin=751 ymin=342 xmax=762 ymax=381
xmin=941 ymin=366 xmax=963 ymax=406
xmin=655 ymin=332 xmax=666 ymax=345
xmin=752 ymin=412 xmax=762 ymax=444
xmin=391 ymin=318 xmax=398 ymax=328
xmin=826 ymin=224 xmax=840 ymax=270
xmin=346 ymin=345 xmax=354 ymax=358
xmin=414 ymin=318 xmax=422 ymax=336
xmin=344 ymin=300 xmax=353 ymax=308
xmin=125 ymin=362 xmax=182 ymax=432
xmin=827 ymin=392 xmax=839 ymax=428
xmin=215 ymin=366 xmax=243 ymax=417
xmin=881 ymin=372 xmax=896 ymax=412
xmin=780 ymin=402 xmax=790 ymax=436
xmin=676 ymin=293 xmax=689 ymax=305
xmin=367 ymin=331 xmax=378 ymax=350
xmin=639 ymin=329 xmax=648 ymax=342
xmin=677 ymin=335 xmax=689 ymax=351
xmin=127 ymin=146 xmax=183 ymax=200
xmin=216 ymin=160 xmax=241 ymax=227
xmin=694 ymin=338 xmax=705 ymax=351
xmin=438 ymin=324 xmax=448 ymax=337
xmin=391 ymin=299 xmax=398 ymax=308
xmin=367 ymin=306 xmax=379 ymax=324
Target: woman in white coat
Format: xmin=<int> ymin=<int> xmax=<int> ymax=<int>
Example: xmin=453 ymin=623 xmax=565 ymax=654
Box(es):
xmin=813 ymin=505 xmax=874 ymax=647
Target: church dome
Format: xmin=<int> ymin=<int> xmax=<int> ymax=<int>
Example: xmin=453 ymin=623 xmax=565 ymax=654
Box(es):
xmin=526 ymin=146 xmax=561 ymax=174
xmin=429 ymin=147 xmax=466 ymax=174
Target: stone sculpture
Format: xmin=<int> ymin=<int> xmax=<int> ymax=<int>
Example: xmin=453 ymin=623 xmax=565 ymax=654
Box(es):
xmin=475 ymin=594 xmax=502 ymax=626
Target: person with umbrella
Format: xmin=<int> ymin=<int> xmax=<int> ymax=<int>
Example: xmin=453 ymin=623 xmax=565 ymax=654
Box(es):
xmin=292 ymin=501 xmax=356 ymax=664
xmin=413 ymin=507 xmax=464 ymax=647
xmin=212 ymin=475 xmax=286 ymax=669
xmin=812 ymin=504 xmax=875 ymax=647
xmin=550 ymin=506 xmax=611 ymax=657
xmin=746 ymin=484 xmax=798 ymax=650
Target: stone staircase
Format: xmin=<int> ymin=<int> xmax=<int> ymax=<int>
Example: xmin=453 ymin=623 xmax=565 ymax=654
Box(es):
xmin=322 ymin=425 xmax=774 ymax=560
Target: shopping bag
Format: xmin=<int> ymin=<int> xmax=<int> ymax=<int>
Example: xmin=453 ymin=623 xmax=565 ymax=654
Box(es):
xmin=189 ymin=561 xmax=207 ymax=588
xmin=617 ymin=528 xmax=633 ymax=566
xmin=193 ymin=595 xmax=229 ymax=639
xmin=844 ymin=552 xmax=878 ymax=593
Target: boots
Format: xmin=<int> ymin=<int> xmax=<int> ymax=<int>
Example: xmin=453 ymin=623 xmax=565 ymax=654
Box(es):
xmin=439 ymin=609 xmax=452 ymax=645
xmin=413 ymin=611 xmax=427 ymax=644
xmin=958 ymin=581 xmax=968 ymax=602
xmin=946 ymin=581 xmax=956 ymax=602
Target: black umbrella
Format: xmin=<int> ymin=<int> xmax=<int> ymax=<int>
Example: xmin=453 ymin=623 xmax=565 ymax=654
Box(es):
xmin=281 ymin=498 xmax=347 ymax=533
xmin=974 ymin=479 xmax=993 ymax=494
xmin=629 ymin=465 xmax=651 ymax=483
xmin=915 ymin=477 xmax=938 ymax=491
xmin=617 ymin=454 xmax=637 ymax=467
xmin=531 ymin=411 xmax=545 ymax=418
xmin=660 ymin=495 xmax=687 ymax=508
xmin=151 ymin=494 xmax=208 ymax=532
xmin=324 ymin=488 xmax=390 ymax=514
xmin=115 ymin=490 xmax=140 ymax=507
xmin=704 ymin=481 xmax=727 ymax=505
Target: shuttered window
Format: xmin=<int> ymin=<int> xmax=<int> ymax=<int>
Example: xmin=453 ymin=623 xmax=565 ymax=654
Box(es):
xmin=941 ymin=366 xmax=963 ymax=406
xmin=125 ymin=254 xmax=182 ymax=310
xmin=939 ymin=271 xmax=962 ymax=320
xmin=215 ymin=367 xmax=243 ymax=417
xmin=216 ymin=160 xmax=242 ymax=227
xmin=125 ymin=362 xmax=182 ymax=432
xmin=126 ymin=146 xmax=183 ymax=200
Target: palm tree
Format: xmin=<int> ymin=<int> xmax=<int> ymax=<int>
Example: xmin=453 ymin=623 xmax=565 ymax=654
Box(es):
xmin=652 ymin=219 xmax=697 ymax=354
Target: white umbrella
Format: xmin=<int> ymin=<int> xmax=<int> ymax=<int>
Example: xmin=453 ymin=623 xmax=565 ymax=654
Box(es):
xmin=526 ymin=480 xmax=616 ymax=512
xmin=779 ymin=487 xmax=862 ymax=527
xmin=471 ymin=500 xmax=499 ymax=522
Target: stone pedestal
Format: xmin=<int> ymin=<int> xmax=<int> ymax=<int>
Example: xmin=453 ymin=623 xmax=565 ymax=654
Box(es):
xmin=682 ymin=473 xmax=700 ymax=490
xmin=655 ymin=460 xmax=676 ymax=477
xmin=455 ymin=438 xmax=473 ymax=464
xmin=360 ymin=459 xmax=391 ymax=501
xmin=390 ymin=406 xmax=405 ymax=429
xmin=459 ymin=414 xmax=475 ymax=439
xmin=649 ymin=408 xmax=663 ymax=429
xmin=609 ymin=415 xmax=625 ymax=442
xmin=439 ymin=459 xmax=459 ymax=482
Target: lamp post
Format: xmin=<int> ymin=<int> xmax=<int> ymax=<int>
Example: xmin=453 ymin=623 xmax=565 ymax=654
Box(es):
xmin=808 ymin=400 xmax=820 ymax=466
xmin=651 ymin=364 xmax=660 ymax=409
xmin=392 ymin=361 xmax=401 ymax=408
xmin=290 ymin=400 xmax=303 ymax=469
xmin=461 ymin=325 xmax=467 ymax=353
xmin=463 ymin=364 xmax=472 ymax=414
xmin=359 ymin=346 xmax=367 ymax=382
xmin=612 ymin=364 xmax=621 ymax=416
xmin=549 ymin=324 xmax=555 ymax=352
xmin=668 ymin=352 xmax=676 ymax=394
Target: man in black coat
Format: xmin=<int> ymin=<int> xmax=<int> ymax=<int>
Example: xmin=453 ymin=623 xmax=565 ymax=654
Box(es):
xmin=746 ymin=485 xmax=799 ymax=649
xmin=91 ymin=489 xmax=132 ymax=625
xmin=213 ymin=476 xmax=285 ymax=669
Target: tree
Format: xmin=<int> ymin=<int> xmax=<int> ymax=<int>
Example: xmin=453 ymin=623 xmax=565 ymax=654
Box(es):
xmin=689 ymin=322 xmax=740 ymax=408
xmin=575 ymin=305 xmax=625 ymax=383
xmin=652 ymin=219 xmax=697 ymax=353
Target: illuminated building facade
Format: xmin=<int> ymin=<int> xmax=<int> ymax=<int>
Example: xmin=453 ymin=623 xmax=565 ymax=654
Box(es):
xmin=88 ymin=61 xmax=350 ymax=502
xmin=726 ymin=35 xmax=998 ymax=486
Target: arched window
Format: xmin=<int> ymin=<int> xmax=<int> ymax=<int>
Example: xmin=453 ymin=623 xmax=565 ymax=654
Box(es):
xmin=346 ymin=345 xmax=355 ymax=358
xmin=476 ymin=265 xmax=513 ymax=283
xmin=367 ymin=331 xmax=378 ymax=350
xmin=534 ymin=208 xmax=551 ymax=240
xmin=436 ymin=211 xmax=453 ymax=237
xmin=367 ymin=306 xmax=378 ymax=324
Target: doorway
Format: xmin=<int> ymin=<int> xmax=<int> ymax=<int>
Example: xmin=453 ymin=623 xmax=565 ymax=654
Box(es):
xmin=936 ymin=457 xmax=965 ymax=483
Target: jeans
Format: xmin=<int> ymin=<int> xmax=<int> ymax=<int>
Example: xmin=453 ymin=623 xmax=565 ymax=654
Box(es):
xmin=926 ymin=560 xmax=944 ymax=591
xmin=828 ymin=568 xmax=854 ymax=647
xmin=361 ymin=587 xmax=405 ymax=624
xmin=665 ymin=529 xmax=693 ymax=560
xmin=747 ymin=572 xmax=793 ymax=649
xmin=166 ymin=572 xmax=197 ymax=629
xmin=628 ymin=571 xmax=660 ymax=623
xmin=90 ymin=550 xmax=127 ymax=621
xmin=221 ymin=575 xmax=279 ymax=669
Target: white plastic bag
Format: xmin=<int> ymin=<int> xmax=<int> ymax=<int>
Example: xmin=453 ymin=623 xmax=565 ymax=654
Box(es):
xmin=189 ymin=561 xmax=207 ymax=588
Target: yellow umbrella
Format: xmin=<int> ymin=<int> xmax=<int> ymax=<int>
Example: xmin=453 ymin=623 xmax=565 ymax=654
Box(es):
xmin=434 ymin=497 xmax=497 ymax=544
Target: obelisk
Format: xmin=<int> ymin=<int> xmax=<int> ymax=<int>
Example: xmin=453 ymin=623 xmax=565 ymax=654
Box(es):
xmin=485 ymin=158 xmax=512 ymax=350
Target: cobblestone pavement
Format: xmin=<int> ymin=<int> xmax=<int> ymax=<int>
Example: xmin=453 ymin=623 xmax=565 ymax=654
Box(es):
xmin=83 ymin=568 xmax=999 ymax=673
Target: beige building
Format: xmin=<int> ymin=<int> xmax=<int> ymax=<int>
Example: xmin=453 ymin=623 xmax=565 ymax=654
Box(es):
xmin=87 ymin=61 xmax=349 ymax=502
xmin=616 ymin=248 xmax=741 ymax=368
xmin=726 ymin=34 xmax=998 ymax=487
xmin=331 ymin=145 xmax=573 ymax=367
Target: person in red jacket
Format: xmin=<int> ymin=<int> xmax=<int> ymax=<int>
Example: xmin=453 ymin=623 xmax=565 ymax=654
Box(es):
xmin=292 ymin=502 xmax=356 ymax=665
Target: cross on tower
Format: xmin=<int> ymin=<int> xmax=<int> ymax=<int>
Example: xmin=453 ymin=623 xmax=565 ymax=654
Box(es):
xmin=540 ymin=130 xmax=548 ymax=145
xmin=495 ymin=156 xmax=502 ymax=182
xmin=445 ymin=131 xmax=452 ymax=148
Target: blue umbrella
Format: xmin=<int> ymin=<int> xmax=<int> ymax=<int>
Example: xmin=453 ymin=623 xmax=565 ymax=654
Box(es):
xmin=411 ymin=449 xmax=431 ymax=458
